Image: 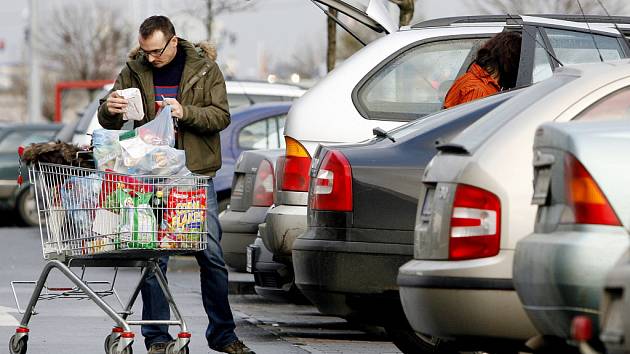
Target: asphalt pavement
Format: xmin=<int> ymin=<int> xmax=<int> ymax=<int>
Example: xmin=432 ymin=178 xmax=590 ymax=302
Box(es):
xmin=0 ymin=227 xmax=401 ymax=353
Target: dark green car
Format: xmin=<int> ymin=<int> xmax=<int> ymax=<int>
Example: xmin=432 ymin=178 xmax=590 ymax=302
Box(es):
xmin=0 ymin=124 xmax=63 ymax=226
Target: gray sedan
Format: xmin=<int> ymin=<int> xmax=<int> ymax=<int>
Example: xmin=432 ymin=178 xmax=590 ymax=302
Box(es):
xmin=515 ymin=119 xmax=630 ymax=349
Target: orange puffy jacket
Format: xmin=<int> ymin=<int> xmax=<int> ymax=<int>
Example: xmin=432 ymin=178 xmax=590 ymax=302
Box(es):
xmin=443 ymin=63 xmax=500 ymax=109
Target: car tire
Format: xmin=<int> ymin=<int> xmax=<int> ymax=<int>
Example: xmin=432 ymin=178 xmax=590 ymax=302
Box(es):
xmin=386 ymin=326 xmax=455 ymax=354
xmin=17 ymin=187 xmax=39 ymax=227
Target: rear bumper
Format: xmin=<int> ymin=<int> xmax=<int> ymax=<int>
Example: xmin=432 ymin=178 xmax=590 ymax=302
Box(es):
xmin=293 ymin=234 xmax=412 ymax=321
xmin=219 ymin=206 xmax=269 ymax=270
xmin=513 ymin=228 xmax=629 ymax=338
xmin=397 ymin=251 xmax=538 ymax=340
xmin=250 ymin=234 xmax=296 ymax=301
xmin=262 ymin=204 xmax=307 ymax=257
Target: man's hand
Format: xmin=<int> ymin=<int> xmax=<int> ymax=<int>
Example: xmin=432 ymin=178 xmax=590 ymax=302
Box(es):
xmin=160 ymin=98 xmax=183 ymax=118
xmin=106 ymin=91 xmax=129 ymax=115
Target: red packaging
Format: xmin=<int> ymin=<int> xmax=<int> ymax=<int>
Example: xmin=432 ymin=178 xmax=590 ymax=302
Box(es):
xmin=161 ymin=187 xmax=207 ymax=248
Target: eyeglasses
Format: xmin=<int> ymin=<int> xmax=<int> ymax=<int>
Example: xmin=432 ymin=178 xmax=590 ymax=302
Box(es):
xmin=139 ymin=35 xmax=174 ymax=58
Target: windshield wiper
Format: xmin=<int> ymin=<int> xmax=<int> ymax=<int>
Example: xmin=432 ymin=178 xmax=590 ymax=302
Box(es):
xmin=373 ymin=127 xmax=395 ymax=142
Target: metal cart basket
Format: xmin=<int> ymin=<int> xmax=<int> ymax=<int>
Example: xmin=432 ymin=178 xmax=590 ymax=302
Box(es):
xmin=9 ymin=162 xmax=209 ymax=354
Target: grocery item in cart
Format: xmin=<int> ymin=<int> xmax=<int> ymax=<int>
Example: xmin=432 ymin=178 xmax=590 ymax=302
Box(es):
xmin=93 ymin=129 xmax=126 ymax=171
xmin=161 ymin=187 xmax=207 ymax=248
xmin=119 ymin=190 xmax=157 ymax=249
xmin=59 ymin=173 xmax=101 ymax=235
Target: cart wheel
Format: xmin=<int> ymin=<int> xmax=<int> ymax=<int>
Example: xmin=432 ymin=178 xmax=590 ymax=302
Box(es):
xmin=104 ymin=335 xmax=112 ymax=354
xmin=9 ymin=334 xmax=28 ymax=354
xmin=165 ymin=341 xmax=189 ymax=354
xmin=108 ymin=339 xmax=133 ymax=354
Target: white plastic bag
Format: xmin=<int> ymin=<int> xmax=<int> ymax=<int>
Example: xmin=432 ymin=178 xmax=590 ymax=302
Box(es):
xmin=116 ymin=88 xmax=144 ymax=121
xmin=135 ymin=105 xmax=175 ymax=147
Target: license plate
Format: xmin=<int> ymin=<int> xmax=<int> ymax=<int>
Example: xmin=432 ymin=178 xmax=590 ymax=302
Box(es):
xmin=531 ymin=151 xmax=555 ymax=205
xmin=232 ymin=174 xmax=245 ymax=198
xmin=246 ymin=246 xmax=256 ymax=273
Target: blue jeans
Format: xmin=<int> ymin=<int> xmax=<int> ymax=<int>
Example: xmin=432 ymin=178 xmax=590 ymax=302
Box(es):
xmin=141 ymin=179 xmax=237 ymax=350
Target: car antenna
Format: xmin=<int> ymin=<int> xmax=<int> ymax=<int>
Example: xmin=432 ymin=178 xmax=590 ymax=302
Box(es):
xmin=576 ymin=0 xmax=605 ymax=62
xmin=594 ymin=0 xmax=630 ymax=49
xmin=505 ymin=13 xmax=564 ymax=67
xmin=310 ymin=0 xmax=367 ymax=46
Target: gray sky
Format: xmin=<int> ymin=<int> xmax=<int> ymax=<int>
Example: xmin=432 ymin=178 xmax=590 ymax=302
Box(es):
xmin=4 ymin=0 xmax=618 ymax=80
xmin=0 ymin=0 xmax=480 ymax=75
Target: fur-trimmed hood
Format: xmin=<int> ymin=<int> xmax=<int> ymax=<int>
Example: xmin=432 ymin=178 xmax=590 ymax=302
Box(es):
xmin=127 ymin=38 xmax=217 ymax=62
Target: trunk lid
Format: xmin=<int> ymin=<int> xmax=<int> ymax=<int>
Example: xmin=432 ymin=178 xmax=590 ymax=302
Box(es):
xmin=311 ymin=0 xmax=398 ymax=35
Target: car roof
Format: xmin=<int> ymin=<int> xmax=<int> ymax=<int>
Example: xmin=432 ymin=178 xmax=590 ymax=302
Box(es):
xmin=410 ymin=14 xmax=624 ymax=36
xmin=231 ymin=101 xmax=292 ymax=117
xmin=226 ymin=81 xmax=306 ymax=97
xmin=412 ymin=14 xmax=630 ymax=28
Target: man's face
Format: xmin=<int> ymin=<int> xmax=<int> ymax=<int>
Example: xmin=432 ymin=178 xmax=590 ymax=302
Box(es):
xmin=138 ymin=30 xmax=177 ymax=68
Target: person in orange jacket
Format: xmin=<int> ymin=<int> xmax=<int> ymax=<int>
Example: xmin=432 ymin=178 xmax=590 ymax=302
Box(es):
xmin=443 ymin=31 xmax=522 ymax=109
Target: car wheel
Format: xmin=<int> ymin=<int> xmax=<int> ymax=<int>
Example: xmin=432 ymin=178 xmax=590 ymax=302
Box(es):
xmin=386 ymin=326 xmax=455 ymax=354
xmin=17 ymin=188 xmax=39 ymax=227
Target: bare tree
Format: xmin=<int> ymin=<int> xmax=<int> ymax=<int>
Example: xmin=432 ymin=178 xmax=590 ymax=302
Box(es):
xmin=38 ymin=3 xmax=133 ymax=81
xmin=389 ymin=0 xmax=415 ymax=26
xmin=204 ymin=0 xmax=254 ymax=41
xmin=472 ymin=0 xmax=629 ymax=15
xmin=274 ymin=41 xmax=324 ymax=80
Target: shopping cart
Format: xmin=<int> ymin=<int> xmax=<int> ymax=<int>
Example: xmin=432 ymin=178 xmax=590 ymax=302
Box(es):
xmin=9 ymin=162 xmax=210 ymax=354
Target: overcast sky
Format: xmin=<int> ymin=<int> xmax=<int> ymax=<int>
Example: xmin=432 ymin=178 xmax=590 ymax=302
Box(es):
xmin=4 ymin=0 xmax=622 ymax=80
xmin=0 ymin=1 xmax=489 ymax=75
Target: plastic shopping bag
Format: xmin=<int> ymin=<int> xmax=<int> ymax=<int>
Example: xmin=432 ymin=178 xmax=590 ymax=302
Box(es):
xmin=121 ymin=105 xmax=175 ymax=147
xmin=93 ymin=129 xmax=127 ymax=171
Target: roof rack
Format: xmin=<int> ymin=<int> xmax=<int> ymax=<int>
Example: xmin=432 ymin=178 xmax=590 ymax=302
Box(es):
xmin=412 ymin=14 xmax=630 ymax=29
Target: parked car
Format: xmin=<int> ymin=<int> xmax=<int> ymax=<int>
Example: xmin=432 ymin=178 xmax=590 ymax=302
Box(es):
xmin=225 ymin=81 xmax=306 ymax=109
xmin=513 ymin=119 xmax=630 ymax=350
xmin=397 ymin=60 xmax=630 ymax=352
xmin=264 ymin=3 xmax=630 ymax=306
xmin=0 ymin=123 xmax=63 ymax=226
xmin=292 ymin=90 xmax=519 ymax=353
xmin=601 ymin=249 xmax=630 ymax=354
xmin=220 ymin=148 xmax=284 ymax=271
xmin=64 ymin=95 xmax=291 ymax=211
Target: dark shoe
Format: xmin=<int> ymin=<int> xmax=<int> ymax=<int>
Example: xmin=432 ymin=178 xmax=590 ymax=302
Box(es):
xmin=218 ymin=340 xmax=255 ymax=354
xmin=148 ymin=342 xmax=168 ymax=354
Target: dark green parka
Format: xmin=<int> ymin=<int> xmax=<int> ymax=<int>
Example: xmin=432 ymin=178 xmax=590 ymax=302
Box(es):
xmin=98 ymin=38 xmax=230 ymax=176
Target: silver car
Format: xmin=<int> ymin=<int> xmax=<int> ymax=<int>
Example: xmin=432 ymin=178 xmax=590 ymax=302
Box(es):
xmin=398 ymin=60 xmax=630 ymax=352
xmin=514 ymin=119 xmax=630 ymax=349
xmin=263 ymin=0 xmax=630 ymax=279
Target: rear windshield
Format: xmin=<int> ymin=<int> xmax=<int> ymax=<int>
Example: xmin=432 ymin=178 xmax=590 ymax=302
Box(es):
xmin=448 ymin=74 xmax=578 ymax=153
xmin=388 ymin=90 xmax=519 ymax=140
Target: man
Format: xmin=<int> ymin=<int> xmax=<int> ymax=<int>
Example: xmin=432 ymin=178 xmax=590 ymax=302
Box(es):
xmin=98 ymin=16 xmax=254 ymax=354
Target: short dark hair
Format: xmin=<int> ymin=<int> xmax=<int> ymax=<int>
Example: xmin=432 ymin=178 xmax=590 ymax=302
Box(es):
xmin=139 ymin=16 xmax=176 ymax=39
xmin=475 ymin=31 xmax=522 ymax=89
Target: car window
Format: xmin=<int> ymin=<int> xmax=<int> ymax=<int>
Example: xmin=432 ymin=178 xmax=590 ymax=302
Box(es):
xmin=238 ymin=114 xmax=287 ymax=150
xmin=356 ymin=38 xmax=487 ymax=121
xmin=573 ymin=86 xmax=630 ymax=121
xmin=545 ymin=29 xmax=623 ymax=65
xmin=532 ymin=31 xmax=554 ymax=83
xmin=0 ymin=130 xmax=56 ymax=153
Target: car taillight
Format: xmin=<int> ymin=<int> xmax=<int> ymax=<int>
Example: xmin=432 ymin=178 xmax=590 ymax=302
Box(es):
xmin=449 ymin=184 xmax=501 ymax=260
xmin=252 ymin=159 xmax=274 ymax=207
xmin=565 ymin=154 xmax=620 ymax=226
xmin=280 ymin=136 xmax=311 ymax=192
xmin=310 ymin=150 xmax=352 ymax=212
